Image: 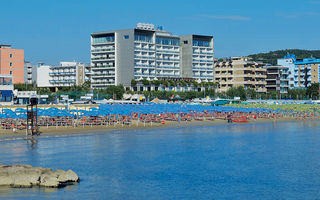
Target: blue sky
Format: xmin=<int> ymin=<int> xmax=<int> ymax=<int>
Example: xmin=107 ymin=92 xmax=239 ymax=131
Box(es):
xmin=1 ymin=0 xmax=320 ymax=65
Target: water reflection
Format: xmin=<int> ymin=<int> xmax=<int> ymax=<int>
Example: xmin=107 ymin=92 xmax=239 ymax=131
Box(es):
xmin=25 ymin=137 xmax=38 ymax=150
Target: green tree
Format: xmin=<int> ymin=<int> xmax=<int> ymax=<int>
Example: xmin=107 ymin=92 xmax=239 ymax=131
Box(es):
xmin=288 ymin=88 xmax=307 ymax=100
xmin=131 ymin=79 xmax=137 ymax=86
xmin=226 ymin=86 xmax=246 ymax=100
xmin=151 ymin=80 xmax=161 ymax=86
xmin=248 ymin=49 xmax=320 ymax=65
xmin=180 ymin=80 xmax=187 ymax=87
xmin=82 ymin=81 xmax=91 ymax=92
xmin=105 ymin=85 xmax=125 ymax=99
xmin=14 ymin=83 xmax=34 ymax=91
xmin=168 ymin=80 xmax=175 ymax=86
xmin=161 ymin=80 xmax=169 ymax=87
xmin=306 ymin=83 xmax=320 ymax=99
xmin=267 ymin=91 xmax=279 ymax=99
xmin=141 ymin=79 xmax=150 ymax=86
xmin=245 ymin=88 xmax=257 ymax=99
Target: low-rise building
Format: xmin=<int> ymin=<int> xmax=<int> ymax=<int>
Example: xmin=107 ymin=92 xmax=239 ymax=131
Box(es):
xmin=49 ymin=62 xmax=90 ymax=87
xmin=13 ymin=90 xmax=48 ymax=105
xmin=0 ymin=74 xmax=14 ymax=105
xmin=214 ymin=57 xmax=267 ymax=93
xmin=266 ymin=66 xmax=289 ymax=94
xmin=36 ymin=62 xmax=90 ymax=89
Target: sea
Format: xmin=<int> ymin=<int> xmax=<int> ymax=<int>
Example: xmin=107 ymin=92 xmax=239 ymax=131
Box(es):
xmin=1 ymin=121 xmax=320 ymax=200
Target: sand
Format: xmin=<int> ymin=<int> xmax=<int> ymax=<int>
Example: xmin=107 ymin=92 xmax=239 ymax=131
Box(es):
xmin=0 ymin=117 xmax=319 ymax=142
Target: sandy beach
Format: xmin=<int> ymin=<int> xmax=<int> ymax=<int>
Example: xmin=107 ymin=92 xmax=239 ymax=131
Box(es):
xmin=1 ymin=117 xmax=319 ymax=142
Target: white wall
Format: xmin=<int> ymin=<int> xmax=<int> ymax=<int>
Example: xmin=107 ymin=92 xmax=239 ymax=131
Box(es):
xmin=36 ymin=65 xmax=52 ymax=87
xmin=277 ymin=58 xmax=295 ymax=88
xmin=60 ymin=61 xmax=77 ymax=67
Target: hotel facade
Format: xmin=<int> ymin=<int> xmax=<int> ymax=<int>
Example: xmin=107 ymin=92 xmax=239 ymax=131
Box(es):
xmin=293 ymin=58 xmax=320 ymax=88
xmin=90 ymin=23 xmax=214 ymax=89
xmin=277 ymin=54 xmax=320 ymax=89
xmin=214 ymin=57 xmax=267 ymax=93
xmin=265 ymin=65 xmax=289 ymax=94
xmin=36 ymin=62 xmax=90 ymax=88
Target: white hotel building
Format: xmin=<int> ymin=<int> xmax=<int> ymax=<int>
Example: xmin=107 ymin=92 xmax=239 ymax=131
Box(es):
xmin=49 ymin=62 xmax=90 ymax=87
xmin=36 ymin=62 xmax=90 ymax=88
xmin=90 ymin=23 xmax=214 ymax=89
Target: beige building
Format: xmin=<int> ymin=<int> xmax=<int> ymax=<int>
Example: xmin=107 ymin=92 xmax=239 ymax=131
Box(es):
xmin=214 ymin=57 xmax=267 ymax=93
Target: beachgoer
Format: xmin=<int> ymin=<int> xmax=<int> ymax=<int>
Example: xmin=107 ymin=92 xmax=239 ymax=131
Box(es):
xmin=227 ymin=113 xmax=232 ymax=123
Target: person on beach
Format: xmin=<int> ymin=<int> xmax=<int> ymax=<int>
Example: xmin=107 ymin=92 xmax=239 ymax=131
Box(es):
xmin=227 ymin=113 xmax=232 ymax=123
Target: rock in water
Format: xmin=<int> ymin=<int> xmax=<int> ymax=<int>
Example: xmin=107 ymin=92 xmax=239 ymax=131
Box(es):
xmin=59 ymin=170 xmax=80 ymax=182
xmin=0 ymin=164 xmax=79 ymax=188
xmin=0 ymin=175 xmax=13 ymax=186
xmin=40 ymin=174 xmax=60 ymax=188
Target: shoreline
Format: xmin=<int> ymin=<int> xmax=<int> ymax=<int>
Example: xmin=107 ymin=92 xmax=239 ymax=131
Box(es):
xmin=0 ymin=118 xmax=319 ymax=142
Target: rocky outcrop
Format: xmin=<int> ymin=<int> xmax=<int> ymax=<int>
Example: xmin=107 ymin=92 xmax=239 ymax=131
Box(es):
xmin=0 ymin=164 xmax=79 ymax=188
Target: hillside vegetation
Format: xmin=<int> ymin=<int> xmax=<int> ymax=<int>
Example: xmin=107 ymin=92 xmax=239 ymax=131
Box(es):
xmin=248 ymin=49 xmax=320 ymax=65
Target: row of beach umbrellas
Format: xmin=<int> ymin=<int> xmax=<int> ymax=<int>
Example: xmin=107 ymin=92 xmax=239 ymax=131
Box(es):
xmin=0 ymin=104 xmax=278 ymax=120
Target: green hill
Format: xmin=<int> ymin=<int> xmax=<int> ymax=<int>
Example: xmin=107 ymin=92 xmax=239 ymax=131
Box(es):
xmin=248 ymin=49 xmax=320 ymax=65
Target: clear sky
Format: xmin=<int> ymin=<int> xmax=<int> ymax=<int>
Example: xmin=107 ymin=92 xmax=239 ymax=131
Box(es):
xmin=1 ymin=0 xmax=319 ymax=65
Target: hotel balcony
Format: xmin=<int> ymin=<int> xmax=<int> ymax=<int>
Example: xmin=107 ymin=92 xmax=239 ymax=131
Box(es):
xmin=91 ymin=65 xmax=114 ymax=70
xmin=49 ymin=79 xmax=76 ymax=83
xmin=91 ymin=56 xmax=115 ymax=61
xmin=91 ymin=48 xmax=115 ymax=53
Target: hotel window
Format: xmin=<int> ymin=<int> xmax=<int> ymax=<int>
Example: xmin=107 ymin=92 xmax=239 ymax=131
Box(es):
xmin=124 ymin=35 xmax=129 ymax=39
xmin=10 ymin=71 xmax=12 ymax=75
xmin=9 ymin=62 xmax=12 ymax=67
xmin=9 ymin=54 xmax=12 ymax=58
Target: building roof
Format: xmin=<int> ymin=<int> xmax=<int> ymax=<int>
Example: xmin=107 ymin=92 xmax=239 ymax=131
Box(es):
xmin=0 ymin=44 xmax=11 ymax=48
xmin=295 ymin=58 xmax=320 ymax=65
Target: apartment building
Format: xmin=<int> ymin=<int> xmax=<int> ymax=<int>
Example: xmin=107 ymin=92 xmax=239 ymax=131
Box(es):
xmin=277 ymin=54 xmax=295 ymax=89
xmin=214 ymin=57 xmax=267 ymax=93
xmin=277 ymin=54 xmax=320 ymax=89
xmin=36 ymin=62 xmax=90 ymax=88
xmin=293 ymin=58 xmax=320 ymax=88
xmin=266 ymin=66 xmax=289 ymax=94
xmin=0 ymin=74 xmax=14 ymax=105
xmin=90 ymin=23 xmax=214 ymax=89
xmin=0 ymin=45 xmax=24 ymax=84
xmin=49 ymin=62 xmax=90 ymax=87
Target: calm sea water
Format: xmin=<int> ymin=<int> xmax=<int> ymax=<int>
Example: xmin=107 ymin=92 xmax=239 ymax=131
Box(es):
xmin=1 ymin=121 xmax=320 ymax=200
